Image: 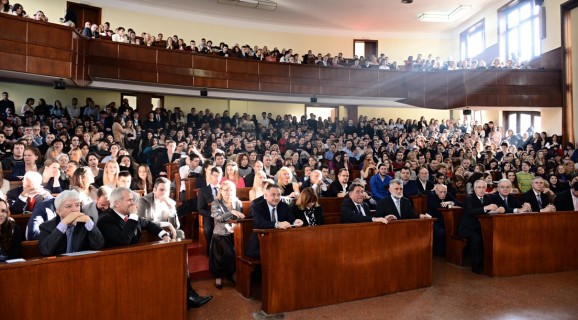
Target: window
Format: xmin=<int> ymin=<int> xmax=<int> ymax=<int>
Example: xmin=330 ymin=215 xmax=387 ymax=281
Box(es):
xmin=353 ymin=40 xmax=378 ymax=59
xmin=499 ymin=0 xmax=541 ymax=62
xmin=504 ymin=111 xmax=541 ymax=134
xmin=460 ymin=19 xmax=485 ymax=59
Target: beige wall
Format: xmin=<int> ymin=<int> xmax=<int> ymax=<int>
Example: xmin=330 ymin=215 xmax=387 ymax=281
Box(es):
xmin=573 ymin=7 xmax=578 ymax=142
xmin=358 ymin=107 xmax=451 ymax=122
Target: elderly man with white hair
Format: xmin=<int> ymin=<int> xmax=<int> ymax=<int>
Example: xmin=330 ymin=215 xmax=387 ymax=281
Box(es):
xmin=38 ymin=190 xmax=104 ymax=256
xmin=7 ymin=171 xmax=53 ymax=214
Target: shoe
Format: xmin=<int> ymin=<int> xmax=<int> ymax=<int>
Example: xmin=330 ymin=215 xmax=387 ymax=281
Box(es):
xmin=215 ymin=283 xmax=223 ymax=290
xmin=187 ymin=294 xmax=212 ymax=309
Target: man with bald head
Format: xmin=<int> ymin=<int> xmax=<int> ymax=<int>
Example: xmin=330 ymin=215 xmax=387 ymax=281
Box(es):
xmin=427 ymin=183 xmax=461 ymax=256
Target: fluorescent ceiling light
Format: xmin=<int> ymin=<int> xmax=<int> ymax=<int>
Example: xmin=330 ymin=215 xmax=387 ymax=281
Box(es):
xmin=217 ymin=0 xmax=277 ymax=11
xmin=419 ymin=5 xmax=472 ymax=22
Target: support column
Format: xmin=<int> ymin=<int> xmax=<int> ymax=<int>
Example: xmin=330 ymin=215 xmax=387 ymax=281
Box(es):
xmin=343 ymin=105 xmax=358 ymax=125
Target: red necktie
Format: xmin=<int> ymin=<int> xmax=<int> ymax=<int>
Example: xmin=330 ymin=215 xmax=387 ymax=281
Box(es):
xmin=27 ymin=197 xmax=36 ymax=211
xmin=124 ymin=215 xmax=129 ymax=222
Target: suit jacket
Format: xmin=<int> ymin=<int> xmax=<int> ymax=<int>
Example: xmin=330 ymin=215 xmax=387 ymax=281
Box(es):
xmin=291 ymin=205 xmax=324 ymax=226
xmin=137 ymin=193 xmax=180 ymax=230
xmin=426 ymin=191 xmax=461 ymax=226
xmin=154 ymin=152 xmax=181 ymax=176
xmin=403 ymin=180 xmax=421 ymax=197
xmin=26 ymin=198 xmax=56 ymax=240
xmin=375 ymin=196 xmax=417 ymax=220
xmin=416 ymin=180 xmax=435 ymax=194
xmin=245 ymin=199 xmax=295 ymax=258
xmin=197 ymin=185 xmax=216 ymax=218
xmin=263 ymin=165 xmax=278 ymax=179
xmin=7 ymin=187 xmax=53 ymax=215
xmin=458 ymin=194 xmax=489 ymax=237
xmin=39 ymin=216 xmax=104 ymax=256
xmin=82 ymin=202 xmax=109 ymax=224
xmin=340 ymin=197 xmax=373 ymax=223
xmin=301 ymin=180 xmax=332 ymax=197
xmin=329 ymin=180 xmax=351 ymax=197
xmin=520 ymin=190 xmax=550 ymax=212
xmin=96 ymin=211 xmax=165 ymax=247
xmin=553 ymin=189 xmax=576 ymax=211
xmin=488 ymin=193 xmax=522 ymax=213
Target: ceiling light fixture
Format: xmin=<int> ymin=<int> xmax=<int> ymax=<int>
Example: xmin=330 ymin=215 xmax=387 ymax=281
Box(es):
xmin=217 ymin=0 xmax=277 ymax=11
xmin=419 ymin=5 xmax=472 ymax=22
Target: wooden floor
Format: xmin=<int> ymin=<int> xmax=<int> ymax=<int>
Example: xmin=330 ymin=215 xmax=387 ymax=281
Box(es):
xmin=188 ymin=257 xmax=578 ymax=320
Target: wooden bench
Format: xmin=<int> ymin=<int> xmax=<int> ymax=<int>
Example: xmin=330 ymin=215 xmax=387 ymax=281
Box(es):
xmin=439 ymin=207 xmax=468 ymax=266
xmin=409 ymin=194 xmax=428 ymax=214
xmin=12 ymin=214 xmax=31 ymax=236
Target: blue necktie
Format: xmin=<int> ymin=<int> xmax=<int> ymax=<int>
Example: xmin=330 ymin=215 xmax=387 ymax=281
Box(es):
xmin=66 ymin=226 xmax=74 ymax=253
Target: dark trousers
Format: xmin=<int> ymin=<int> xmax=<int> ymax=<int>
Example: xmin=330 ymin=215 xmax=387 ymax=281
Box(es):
xmin=203 ymin=216 xmax=214 ymax=254
xmin=462 ymin=228 xmax=484 ymax=272
xmin=433 ymin=222 xmax=446 ymax=256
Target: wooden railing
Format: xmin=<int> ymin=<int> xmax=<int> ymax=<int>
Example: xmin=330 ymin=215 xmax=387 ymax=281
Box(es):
xmin=0 ymin=14 xmax=563 ymax=109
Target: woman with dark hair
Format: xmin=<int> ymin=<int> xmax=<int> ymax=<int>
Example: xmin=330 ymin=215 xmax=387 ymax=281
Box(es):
xmin=70 ymin=166 xmax=96 ymax=205
xmin=10 ymin=3 xmax=25 ymax=17
xmin=132 ymin=164 xmax=153 ymax=194
xmin=1 ymin=0 xmax=12 ymax=14
xmin=117 ymin=154 xmax=136 ymax=176
xmin=291 ymin=187 xmax=324 ymax=227
xmin=506 ymin=170 xmax=521 ymax=194
xmin=61 ymin=8 xmax=77 ymax=28
xmin=10 ymin=146 xmax=40 ymax=180
xmin=0 ymin=199 xmax=21 ymax=262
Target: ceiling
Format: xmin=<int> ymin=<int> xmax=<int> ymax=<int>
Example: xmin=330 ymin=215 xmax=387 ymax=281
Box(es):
xmin=103 ymin=0 xmax=506 ymax=36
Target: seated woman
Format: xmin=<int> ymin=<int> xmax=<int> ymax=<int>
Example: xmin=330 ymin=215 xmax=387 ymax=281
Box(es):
xmin=0 ymin=199 xmax=22 ymax=262
xmin=86 ymin=152 xmax=103 ymax=181
xmin=118 ymin=154 xmax=136 ymax=176
xmin=360 ymin=156 xmax=377 ymax=179
xmin=221 ymin=161 xmax=245 ymax=188
xmin=291 ymin=187 xmax=324 ymax=226
xmin=210 ymin=180 xmax=244 ymax=290
xmin=276 ymin=166 xmax=300 ymax=201
xmin=42 ymin=159 xmax=67 ymax=194
xmin=101 ymin=143 xmax=121 ymax=164
xmin=249 ymin=170 xmax=267 ymax=201
xmin=9 ymin=146 xmax=40 ymax=180
xmin=94 ymin=161 xmax=119 ymax=188
xmin=70 ymin=167 xmax=96 ymax=205
xmin=132 ymin=164 xmax=154 ymax=195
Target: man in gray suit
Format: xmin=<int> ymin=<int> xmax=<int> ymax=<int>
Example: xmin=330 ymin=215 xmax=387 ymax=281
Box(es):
xmin=39 ymin=190 xmax=105 ymax=256
xmin=137 ymin=177 xmax=183 ymax=239
xmin=82 ymin=186 xmax=113 ymax=224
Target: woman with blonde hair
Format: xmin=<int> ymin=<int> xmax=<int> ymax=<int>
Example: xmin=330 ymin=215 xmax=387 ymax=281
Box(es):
xmin=276 ymin=166 xmax=300 ymax=198
xmin=291 ymin=187 xmax=323 ymax=226
xmin=221 ymin=161 xmax=245 ymax=188
xmin=96 ymin=160 xmax=119 ymax=188
xmin=210 ymin=180 xmax=244 ymax=289
xmin=249 ymin=170 xmax=267 ymax=201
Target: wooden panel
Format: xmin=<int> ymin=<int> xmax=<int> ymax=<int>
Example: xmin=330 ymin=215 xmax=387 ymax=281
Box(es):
xmin=464 ymin=70 xmax=497 ymax=86
xmin=193 ymin=69 xmax=227 ymax=79
xmin=194 ymin=55 xmax=227 ymax=72
xmin=89 ymin=41 xmax=119 ymax=58
xmin=531 ymin=94 xmax=563 ymax=107
xmin=229 ymin=80 xmax=260 ymax=91
xmin=158 ymin=73 xmax=195 ymax=86
xmin=28 ymin=44 xmax=72 ymax=61
xmin=479 ymin=211 xmax=578 ymax=277
xmin=0 ymin=241 xmax=189 ymax=320
xmin=259 ymin=75 xmax=289 ymax=84
xmin=0 ymin=15 xmax=28 ymax=42
xmin=119 ymin=68 xmax=157 ymax=83
xmin=290 ymin=78 xmax=320 ymax=86
xmin=194 ymin=77 xmax=228 ymax=89
xmin=319 ymin=67 xmax=350 ymax=80
xmin=119 ymin=45 xmax=157 ymax=63
xmin=259 ymin=62 xmax=290 ymax=77
xmin=291 ymin=85 xmax=320 ymax=95
xmin=350 ymin=69 xmax=379 ymax=82
xmin=28 ymin=23 xmax=72 ymax=50
xmin=0 ymin=39 xmax=26 ymax=55
xmin=496 ymin=71 xmax=528 ymax=85
xmin=320 ymin=86 xmax=352 ymax=96
xmin=526 ymin=70 xmax=562 ymax=85
xmin=228 ymin=59 xmax=259 ymax=75
xmin=159 ymin=50 xmax=193 ymax=68
xmin=88 ymin=64 xmax=118 ymax=79
xmin=28 ymin=57 xmax=71 ymax=78
xmin=228 ymin=72 xmax=258 ymax=82
xmin=466 ymin=94 xmax=498 ymax=106
xmin=257 ymin=219 xmax=433 ymax=314
xmin=261 ymin=82 xmax=291 ymax=93
xmin=158 ymin=64 xmax=194 ymax=76
xmin=290 ymin=65 xmax=319 ymax=79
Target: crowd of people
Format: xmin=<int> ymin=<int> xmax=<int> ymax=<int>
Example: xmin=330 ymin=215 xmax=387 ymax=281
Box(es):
xmin=2 ymin=0 xmax=532 ymax=72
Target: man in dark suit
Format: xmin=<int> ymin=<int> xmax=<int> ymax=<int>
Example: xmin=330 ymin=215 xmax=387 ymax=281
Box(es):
xmin=262 ymin=154 xmax=278 ymax=179
xmin=26 ymin=198 xmax=56 ymax=240
xmin=39 ymin=190 xmax=105 ymax=256
xmin=458 ymin=180 xmax=499 ymax=274
xmin=330 ymin=168 xmax=351 ymax=197
xmin=245 ymin=184 xmax=303 ymax=258
xmin=553 ymin=181 xmax=578 ymax=211
xmin=376 ymin=179 xmax=431 ymax=220
xmin=197 ymin=166 xmax=222 ymax=253
xmin=301 ymin=170 xmax=331 ymax=197
xmin=7 ymin=171 xmax=53 ymax=215
xmin=340 ymin=183 xmax=391 ymax=224
xmin=426 ymin=183 xmax=461 ymax=256
xmin=488 ymin=179 xmax=532 ymax=214
xmin=98 ymin=187 xmax=212 ymax=309
xmin=520 ymin=177 xmax=556 ymax=212
xmin=416 ymin=168 xmax=434 ymax=194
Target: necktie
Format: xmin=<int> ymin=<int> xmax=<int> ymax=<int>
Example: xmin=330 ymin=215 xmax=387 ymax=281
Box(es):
xmin=503 ymin=197 xmax=508 ymax=209
xmin=395 ymin=198 xmax=401 ymax=215
xmin=536 ymin=194 xmax=542 ymax=208
xmin=213 ymin=187 xmax=218 ymax=197
xmin=271 ymin=207 xmax=277 ymax=222
xmin=123 ymin=215 xmax=129 ymax=222
xmin=357 ymin=204 xmax=365 ymax=216
xmin=27 ymin=197 xmax=36 ymax=211
xmin=66 ymin=226 xmax=74 ymax=253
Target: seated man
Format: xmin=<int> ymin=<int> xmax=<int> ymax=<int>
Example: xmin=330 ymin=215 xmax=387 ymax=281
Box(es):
xmin=97 ymin=187 xmax=212 ymax=309
xmin=198 ymin=166 xmax=222 ymax=252
xmin=376 ymin=179 xmax=431 ymax=220
xmin=426 ymin=183 xmax=461 ymax=256
xmin=26 ymin=197 xmax=56 ymax=240
xmin=38 ymin=190 xmax=105 ymax=256
xmin=7 ymin=171 xmax=53 ymax=215
xmin=301 ymin=169 xmax=331 ymax=197
xmin=329 ymin=168 xmax=351 ymax=197
xmin=82 ymin=186 xmax=113 ymax=224
xmin=554 ymin=179 xmax=578 ymax=211
xmin=369 ymin=163 xmax=391 ymax=201
xmin=137 ymin=177 xmax=183 ymax=239
xmin=415 ymin=167 xmax=434 ymax=194
xmin=458 ymin=180 xmax=499 ymax=274
xmin=340 ymin=183 xmax=392 ymax=224
xmin=245 ymin=184 xmax=303 ymax=258
xmin=398 ymin=167 xmax=420 ymax=197
xmin=520 ymin=176 xmax=556 ymax=212
xmin=488 ymin=179 xmax=531 ymax=214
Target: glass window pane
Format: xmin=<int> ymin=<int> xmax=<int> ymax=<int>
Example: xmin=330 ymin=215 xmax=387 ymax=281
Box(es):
xmin=519 ymin=21 xmax=532 ymax=60
xmin=534 ymin=115 xmax=541 ymax=133
xmin=151 ymin=97 xmax=162 ymax=110
xmin=508 ymin=29 xmax=519 ymax=60
xmin=354 ymin=42 xmax=365 ymax=58
xmin=520 ymin=114 xmax=532 ymax=133
xmin=534 ymin=19 xmax=541 ymax=57
xmin=508 ymin=10 xmax=519 ymax=27
xmin=508 ymin=114 xmax=517 ymax=134
xmin=520 ymin=3 xmax=531 ymax=20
